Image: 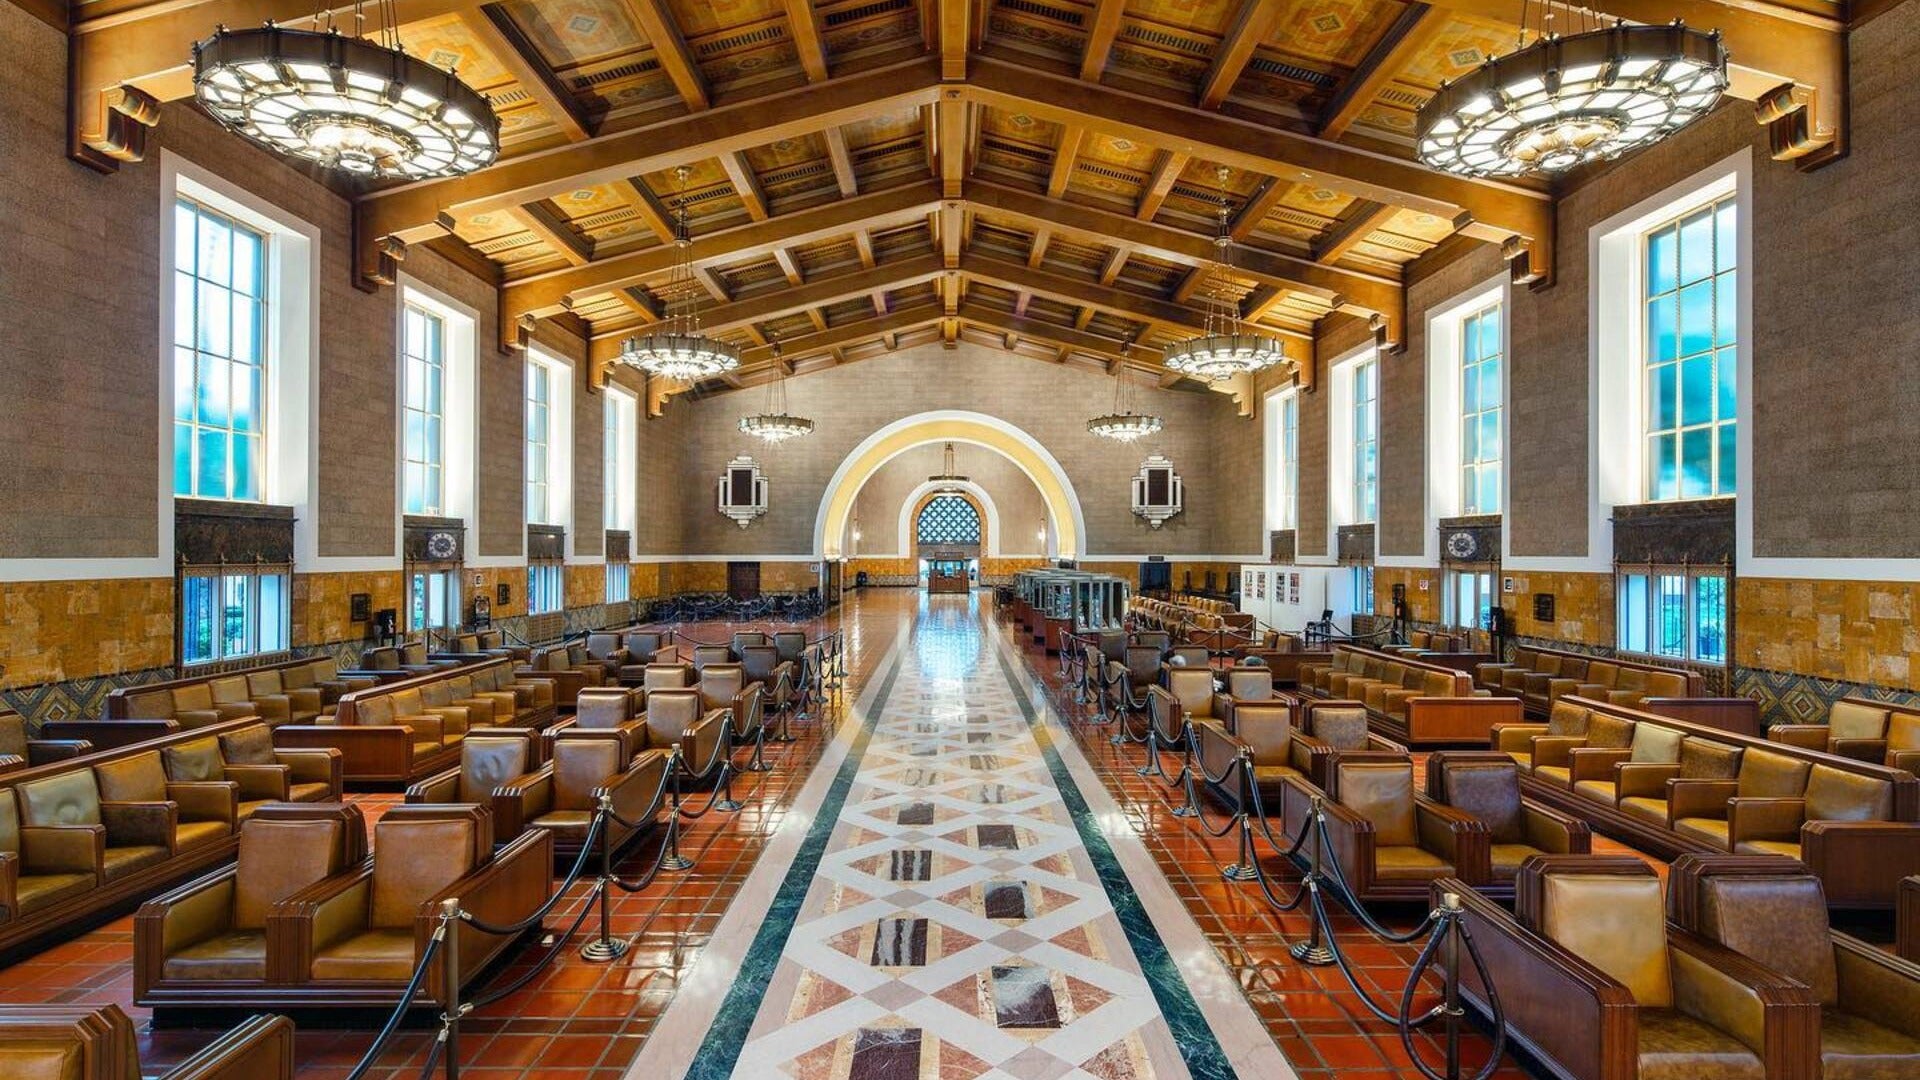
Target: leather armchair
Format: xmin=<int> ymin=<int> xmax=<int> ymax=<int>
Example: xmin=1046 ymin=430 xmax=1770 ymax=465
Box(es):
xmin=1167 ymin=645 xmax=1210 ymax=668
xmin=161 ymin=731 xmax=331 ymax=822
xmin=1153 ymin=667 xmax=1218 ymax=746
xmin=0 ymin=1005 xmax=294 ymax=1080
xmin=1668 ymin=853 xmax=1920 ymax=1076
xmin=617 ymin=631 xmax=679 ymax=684
xmin=270 ymin=805 xmax=553 ymax=1007
xmin=475 ymin=629 xmax=532 ymax=663
xmin=292 ymin=658 xmax=378 ymax=708
xmin=92 ymin=752 xmax=236 ymax=856
xmin=638 ymin=689 xmax=729 ymax=773
xmin=582 ymin=632 xmax=630 ymax=680
xmin=739 ymin=645 xmax=797 ymax=722
xmin=420 ymin=679 xmax=485 ymax=733
xmin=1284 ymin=755 xmax=1489 ymax=903
xmin=18 ymin=770 xmax=176 ymax=884
xmin=170 ymin=681 xmax=257 ymax=730
xmin=730 ymin=631 xmax=769 ymax=656
xmin=700 ymin=664 xmax=761 ymax=745
xmin=0 ymin=790 xmax=98 ymax=922
xmin=241 ymin=669 xmax=318 ymax=728
xmin=1192 ymin=699 xmax=1300 ymax=811
xmin=1105 ymin=644 xmax=1164 ymax=730
xmin=1492 ymin=699 xmax=1594 ymax=774
xmin=690 ymin=645 xmax=733 ymax=673
xmin=1723 ymin=764 xmax=1920 ymax=909
xmin=1291 ymin=700 xmax=1404 ymax=788
xmin=1213 ymin=666 xmax=1276 ymax=729
xmin=1425 ymin=752 xmax=1589 ymax=894
xmin=133 ymin=804 xmax=367 ymax=1004
xmin=1669 ymin=747 xmax=1811 ymax=851
xmin=517 ymin=646 xmax=603 ymax=709
xmin=1436 ymin=856 xmax=1819 ymax=1080
xmin=494 ymin=738 xmax=672 ymax=861
xmin=1566 ymin=721 xmax=1684 ymax=810
xmin=405 ymin=734 xmax=541 ymax=826
xmin=215 ymin=727 xmax=341 ymax=808
xmin=0 ymin=710 xmax=90 ymax=773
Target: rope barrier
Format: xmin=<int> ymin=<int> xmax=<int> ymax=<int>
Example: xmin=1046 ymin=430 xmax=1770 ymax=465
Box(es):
xmin=340 ymin=923 xmax=445 ymax=1080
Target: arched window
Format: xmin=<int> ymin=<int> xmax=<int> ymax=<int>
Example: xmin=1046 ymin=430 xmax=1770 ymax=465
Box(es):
xmin=916 ymin=494 xmax=980 ymax=546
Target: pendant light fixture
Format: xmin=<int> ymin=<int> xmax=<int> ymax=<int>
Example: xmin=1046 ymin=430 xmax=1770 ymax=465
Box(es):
xmin=738 ymin=338 xmax=815 ymax=442
xmin=193 ymin=3 xmax=499 ymax=179
xmin=1416 ymin=4 xmax=1727 ymax=178
xmin=928 ymin=442 xmax=969 ymax=492
xmin=1087 ymin=356 xmax=1164 ymax=442
xmin=617 ymin=166 xmax=742 ymax=382
xmin=1162 ymin=168 xmax=1288 ymax=383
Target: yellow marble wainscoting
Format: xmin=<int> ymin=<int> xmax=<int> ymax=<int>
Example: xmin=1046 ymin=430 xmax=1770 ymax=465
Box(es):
xmin=1372 ymin=568 xmax=1444 ymax=624
xmin=1737 ymin=577 xmax=1920 ymax=691
xmin=291 ymin=571 xmax=404 ymax=652
xmin=0 ymin=577 xmax=175 ymax=689
xmin=565 ymin=564 xmax=605 ymax=610
xmin=1502 ymin=570 xmax=1615 ymax=647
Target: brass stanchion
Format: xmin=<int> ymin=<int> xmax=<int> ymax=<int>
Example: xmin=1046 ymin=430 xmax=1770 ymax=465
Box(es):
xmin=438 ymin=898 xmax=464 ymax=1080
xmin=1221 ymin=749 xmax=1259 ymax=881
xmin=1441 ymin=892 xmax=1465 ymax=1080
xmin=1289 ymin=795 xmax=1336 ymax=966
xmin=580 ymin=797 xmax=630 ymax=962
xmin=661 ymin=755 xmax=694 ymax=872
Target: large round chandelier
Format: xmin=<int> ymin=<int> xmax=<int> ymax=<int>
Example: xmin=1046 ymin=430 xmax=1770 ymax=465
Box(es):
xmin=739 ymin=342 xmax=815 ymax=442
xmin=1087 ymin=362 xmax=1163 ymax=442
xmin=928 ymin=442 xmax=969 ymax=492
xmin=617 ymin=167 xmax=741 ymax=382
xmin=193 ymin=17 xmax=499 ymax=179
xmin=1416 ymin=16 xmax=1727 ymax=178
xmin=1163 ymin=168 xmax=1288 ymax=383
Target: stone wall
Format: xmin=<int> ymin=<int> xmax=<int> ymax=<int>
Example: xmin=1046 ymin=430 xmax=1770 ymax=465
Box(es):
xmin=845 ymin=444 xmax=1048 ymax=557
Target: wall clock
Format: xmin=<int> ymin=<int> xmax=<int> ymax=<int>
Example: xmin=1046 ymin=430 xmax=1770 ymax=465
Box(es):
xmin=1445 ymin=530 xmax=1478 ymax=560
xmin=426 ymin=531 xmax=457 ymax=560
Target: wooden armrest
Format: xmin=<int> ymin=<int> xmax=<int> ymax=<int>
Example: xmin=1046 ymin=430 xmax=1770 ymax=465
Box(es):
xmin=167 ymin=781 xmax=239 ymax=824
xmin=1726 ymin=797 xmax=1806 ymax=845
xmin=100 ymin=801 xmax=179 ymax=848
xmin=1667 ymin=778 xmax=1739 ymax=822
xmin=1521 ymin=802 xmax=1591 ymax=854
xmin=1567 ymin=747 xmax=1632 ymax=783
xmin=1767 ymin=724 xmax=1831 ymax=751
xmin=222 ymin=764 xmax=291 ymax=801
xmin=404 ymin=767 xmax=461 ymax=804
xmin=159 ymin=1014 xmax=296 ymax=1080
xmin=1616 ymin=762 xmax=1680 ymax=800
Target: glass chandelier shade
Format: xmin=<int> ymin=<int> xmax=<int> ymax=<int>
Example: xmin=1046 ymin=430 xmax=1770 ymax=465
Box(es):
xmin=1415 ymin=21 xmax=1728 ymax=178
xmin=618 ymin=169 xmax=741 ymax=382
xmin=193 ymin=24 xmax=499 ymax=179
xmin=928 ymin=442 xmax=969 ymax=492
xmin=739 ymin=349 xmax=814 ymax=442
xmin=1087 ymin=367 xmax=1163 ymax=442
xmin=1163 ymin=170 xmax=1288 ymax=383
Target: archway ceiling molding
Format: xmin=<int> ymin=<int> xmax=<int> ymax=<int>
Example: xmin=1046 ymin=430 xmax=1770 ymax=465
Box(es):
xmin=816 ymin=411 xmax=1084 ymax=561
xmin=899 ymin=482 xmax=1004 ymax=558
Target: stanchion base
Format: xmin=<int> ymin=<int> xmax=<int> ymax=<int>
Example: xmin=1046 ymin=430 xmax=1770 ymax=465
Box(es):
xmin=1221 ymin=862 xmax=1260 ymax=881
xmin=1135 ymin=764 xmax=1157 ymax=777
xmin=1109 ymin=733 xmax=1128 ymax=745
xmin=770 ymin=733 xmax=799 ymax=744
xmin=661 ymin=854 xmax=695 ymax=872
xmin=1171 ymin=804 xmax=1200 ymax=819
xmin=580 ymin=937 xmax=631 ymax=962
xmin=745 ymin=761 xmax=772 ymax=772
xmin=1288 ymin=941 xmax=1336 ymax=966
xmin=715 ymin=799 xmax=745 ymax=812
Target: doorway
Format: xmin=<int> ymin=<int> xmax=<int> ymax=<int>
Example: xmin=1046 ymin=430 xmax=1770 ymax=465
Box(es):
xmin=727 ymin=561 xmax=761 ymax=600
xmin=1139 ymin=561 xmax=1172 ymax=595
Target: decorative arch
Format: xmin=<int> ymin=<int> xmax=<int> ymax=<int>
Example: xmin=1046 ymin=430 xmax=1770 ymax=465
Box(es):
xmin=815 ymin=411 xmax=1086 ymax=559
xmin=913 ymin=490 xmax=983 ymax=550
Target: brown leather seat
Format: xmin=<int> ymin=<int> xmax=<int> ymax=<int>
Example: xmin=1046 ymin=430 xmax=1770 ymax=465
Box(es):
xmin=582 ymin=632 xmax=630 ymax=679
xmin=0 ymin=1005 xmax=293 ymax=1080
xmin=0 ymin=790 xmax=96 ymax=920
xmin=1192 ymin=698 xmax=1301 ymax=812
xmin=281 ymin=805 xmax=553 ymax=1005
xmin=134 ymin=804 xmax=366 ymax=1001
xmin=1425 ymin=752 xmax=1589 ymax=892
xmin=497 ymin=739 xmax=672 ymax=860
xmin=699 ymin=664 xmax=761 ymax=744
xmin=1290 ymin=700 xmax=1405 ymax=788
xmin=162 ymin=731 xmax=336 ymax=822
xmin=617 ymin=630 xmax=678 ymax=684
xmin=738 ymin=645 xmax=797 ymax=721
xmin=92 ymin=751 xmax=236 ymax=858
xmin=1285 ymin=755 xmax=1489 ymax=902
xmin=1150 ymin=667 xmax=1218 ymax=747
xmin=0 ymin=710 xmax=89 ymax=775
xmin=1212 ymin=666 xmax=1275 ymax=729
xmin=1493 ymin=699 xmax=1592 ymax=774
xmin=689 ymin=645 xmax=733 ymax=674
xmin=1567 ymin=721 xmax=1684 ymax=808
xmin=1668 ymin=853 xmax=1920 ymax=1080
xmin=1439 ymin=855 xmax=1817 ymax=1080
xmin=405 ymin=734 xmax=542 ymax=831
xmin=242 ymin=669 xmax=318 ymax=727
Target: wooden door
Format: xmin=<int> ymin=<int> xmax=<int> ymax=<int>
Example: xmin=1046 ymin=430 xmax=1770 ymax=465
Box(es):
xmin=727 ymin=561 xmax=761 ymax=600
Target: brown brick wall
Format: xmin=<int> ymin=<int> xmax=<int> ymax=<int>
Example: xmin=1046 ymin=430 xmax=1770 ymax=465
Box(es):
xmin=847 ymin=444 xmax=1047 ymax=556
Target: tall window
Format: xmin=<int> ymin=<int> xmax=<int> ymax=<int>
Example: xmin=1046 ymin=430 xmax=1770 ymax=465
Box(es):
xmin=1618 ymin=570 xmax=1727 ymax=664
xmin=1350 ymin=565 xmax=1375 ymax=616
xmin=1268 ymin=391 xmax=1299 ymax=530
xmin=528 ymin=562 xmax=563 ymax=614
xmin=605 ymin=561 xmax=630 ymax=603
xmin=526 ymin=360 xmax=552 ymax=524
xmin=1352 ymin=357 xmax=1378 ymax=523
xmin=1447 ymin=570 xmax=1495 ymax=631
xmin=181 ymin=568 xmax=289 ymax=665
xmin=1460 ymin=304 xmax=1502 ymax=514
xmin=402 ymin=304 xmax=445 ymax=515
xmin=173 ymin=198 xmax=267 ymax=501
xmin=409 ymin=568 xmax=459 ymax=632
xmin=1644 ymin=196 xmax=1737 ymax=501
xmin=604 ymin=390 xmax=634 ymax=531
xmin=917 ymin=495 xmax=981 ymax=546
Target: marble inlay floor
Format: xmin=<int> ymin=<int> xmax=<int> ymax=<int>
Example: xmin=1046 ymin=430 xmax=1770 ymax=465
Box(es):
xmin=633 ymin=594 xmax=1294 ymax=1080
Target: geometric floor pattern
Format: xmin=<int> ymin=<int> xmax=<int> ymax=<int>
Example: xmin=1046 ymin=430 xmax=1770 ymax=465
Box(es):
xmin=729 ymin=597 xmax=1189 ymax=1078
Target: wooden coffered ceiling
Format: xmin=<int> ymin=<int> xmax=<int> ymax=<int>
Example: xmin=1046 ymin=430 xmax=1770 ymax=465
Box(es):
xmin=58 ymin=0 xmax=1853 ymax=405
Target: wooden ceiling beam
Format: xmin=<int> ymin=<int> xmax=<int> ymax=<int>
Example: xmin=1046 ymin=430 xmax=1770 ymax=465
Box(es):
xmin=1171 ymin=267 xmax=1213 ymax=304
xmin=1047 ymin=124 xmax=1085 ymax=200
xmin=620 ymin=0 xmax=710 ymax=112
xmin=1199 ymin=0 xmax=1285 ymax=109
xmin=616 ymin=178 xmax=679 ymax=245
xmin=692 ymin=266 xmax=732 ymax=303
xmin=503 ymin=180 xmax=941 ymax=322
xmin=356 ymin=58 xmax=944 ymax=270
xmin=461 ymin=5 xmax=592 ymax=141
xmin=1313 ymin=201 xmax=1400 ymax=264
xmin=772 ymin=248 xmax=806 ymax=285
xmin=1241 ymin=284 xmax=1287 ymax=323
xmin=854 ymin=229 xmax=878 ymax=268
xmin=823 ymin=126 xmax=859 ymax=196
xmin=963 ymin=254 xmax=1212 ymax=340
xmin=936 ymin=96 xmax=968 ymax=199
xmin=616 ymin=287 xmax=662 ymax=321
xmin=1027 ymin=228 xmax=1051 ymax=268
xmin=511 ymin=201 xmax=594 ymax=266
xmin=1079 ymin=0 xmax=1126 ymax=82
xmin=784 ymin=0 xmax=831 ymax=83
xmin=1136 ymin=151 xmax=1186 ymax=221
xmin=1318 ymin=4 xmax=1443 ymax=140
xmin=1230 ymin=177 xmax=1293 ymax=241
xmin=938 ymin=0 xmax=970 ymax=79
xmin=961 ymin=305 xmax=1138 ymax=368
xmin=1099 ymin=248 xmax=1129 ymax=285
xmin=720 ymin=152 xmax=771 ymax=220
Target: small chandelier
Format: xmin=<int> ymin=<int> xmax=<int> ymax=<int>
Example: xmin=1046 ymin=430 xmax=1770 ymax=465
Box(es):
xmin=1088 ymin=359 xmax=1163 ymax=442
xmin=1416 ymin=10 xmax=1727 ymax=178
xmin=193 ymin=10 xmax=499 ymax=179
xmin=1162 ymin=168 xmax=1288 ymax=383
xmin=928 ymin=442 xmax=969 ymax=492
xmin=738 ymin=340 xmax=814 ymax=442
xmin=618 ymin=167 xmax=741 ymax=382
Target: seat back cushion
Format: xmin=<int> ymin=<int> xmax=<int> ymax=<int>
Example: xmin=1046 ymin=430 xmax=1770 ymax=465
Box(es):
xmin=163 ymin=738 xmax=227 ymax=783
xmin=1545 ymin=701 xmax=1591 ymax=738
xmin=234 ymin=819 xmax=345 ymax=928
xmin=551 ymin=738 xmax=623 ymax=812
xmin=1539 ymin=871 xmax=1673 ymax=1007
xmin=692 ymin=646 xmax=732 ymax=668
xmin=1645 ymin=672 xmax=1689 ymax=698
xmin=0 ymin=714 xmax=29 ymax=758
xmin=125 ymin=689 xmax=174 ymax=719
xmin=731 ymin=632 xmax=769 ymax=653
xmin=1889 ymin=710 xmax=1920 ymax=753
xmin=1166 ymin=668 xmax=1214 ymax=713
xmin=94 ymin=753 xmax=168 ymax=803
xmin=1584 ymin=662 xmax=1620 ymax=689
xmin=1679 ymin=738 xmax=1743 ymax=780
xmin=739 ymin=646 xmax=780 ymax=684
xmin=1125 ymin=646 xmax=1160 ymax=681
xmin=0 ymin=793 xmax=18 ymax=855
xmin=1695 ymin=873 xmax=1839 ymax=1006
xmin=1802 ymin=765 xmax=1893 ymax=822
xmin=1737 ymin=749 xmax=1812 ymax=798
xmin=1440 ymin=761 xmax=1525 ymax=843
xmin=1311 ymin=707 xmax=1371 ymax=751
xmin=1227 ymin=668 xmax=1272 ymax=700
xmin=370 ymin=816 xmax=482 ymax=928
xmin=1585 ymin=714 xmax=1635 ymax=750
xmin=173 ymin=685 xmax=214 ymax=712
xmin=1335 ymin=761 xmax=1418 ymax=847
xmin=586 ymin=633 xmax=620 ymax=660
xmin=209 ymin=676 xmax=251 ymax=705
xmin=460 ymin=737 xmax=531 ymax=803
xmin=700 ymin=666 xmax=746 ymax=711
xmin=644 ymin=665 xmax=693 ymax=691
xmin=355 ymin=696 xmax=396 ymax=726
xmin=246 ymin=671 xmax=284 ymax=696
xmin=219 ymin=726 xmax=277 ymax=766
xmin=402 ymin=643 xmax=430 ymax=666
xmin=1828 ymin=701 xmax=1891 ymax=742
xmin=1629 ymin=724 xmax=1685 ymax=765
xmin=19 ymin=772 xmax=102 ymax=828
xmin=573 ymin=694 xmax=630 ymax=730
xmin=1421 ymin=671 xmax=1455 ymax=697
xmin=1537 ymin=654 xmax=1563 ymax=678
xmin=1614 ymin=667 xmax=1647 ymax=693
xmin=422 ymin=682 xmax=453 ymax=708
xmin=627 ymin=632 xmax=667 ymax=657
xmin=647 ymin=690 xmax=702 ymax=749
xmin=1236 ymin=702 xmax=1293 ymax=761
xmin=391 ymin=689 xmax=425 ymax=717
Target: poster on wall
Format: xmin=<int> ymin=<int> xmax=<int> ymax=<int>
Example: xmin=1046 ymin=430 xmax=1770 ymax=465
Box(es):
xmin=1255 ymin=571 xmax=1265 ymax=600
xmin=1289 ymin=573 xmax=1301 ymax=605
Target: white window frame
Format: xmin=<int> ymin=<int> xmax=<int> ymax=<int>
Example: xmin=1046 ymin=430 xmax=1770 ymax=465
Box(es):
xmin=1264 ymin=387 xmax=1299 ymax=533
xmin=523 ymin=348 xmax=573 ymax=532
xmin=604 ymin=386 xmax=636 ymax=532
xmin=1640 ymin=194 xmax=1738 ymax=503
xmin=180 ymin=567 xmax=291 ymax=667
xmin=1328 ymin=347 xmax=1378 ymax=531
xmin=605 ymin=561 xmax=631 ymax=603
xmin=172 ymin=197 xmax=271 ymax=504
xmin=528 ymin=561 xmax=564 ymax=615
xmin=1402 ymin=276 xmax=1511 ymax=571
xmin=1445 ymin=569 xmax=1495 ymax=632
xmin=396 ymin=278 xmax=493 ymax=565
xmin=1616 ymin=569 xmax=1729 ymax=664
xmin=526 ymin=360 xmax=552 ymax=527
xmin=1352 ymin=356 xmax=1378 ymax=525
xmin=1459 ymin=305 xmax=1504 ymax=515
xmin=408 ymin=567 xmax=460 ymax=632
xmin=401 ymin=302 xmax=447 ymax=516
xmin=1350 ymin=565 xmax=1375 ymax=616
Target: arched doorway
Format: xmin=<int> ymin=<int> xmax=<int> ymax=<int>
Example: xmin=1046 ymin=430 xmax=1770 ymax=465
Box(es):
xmin=914 ymin=491 xmax=982 ymax=593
